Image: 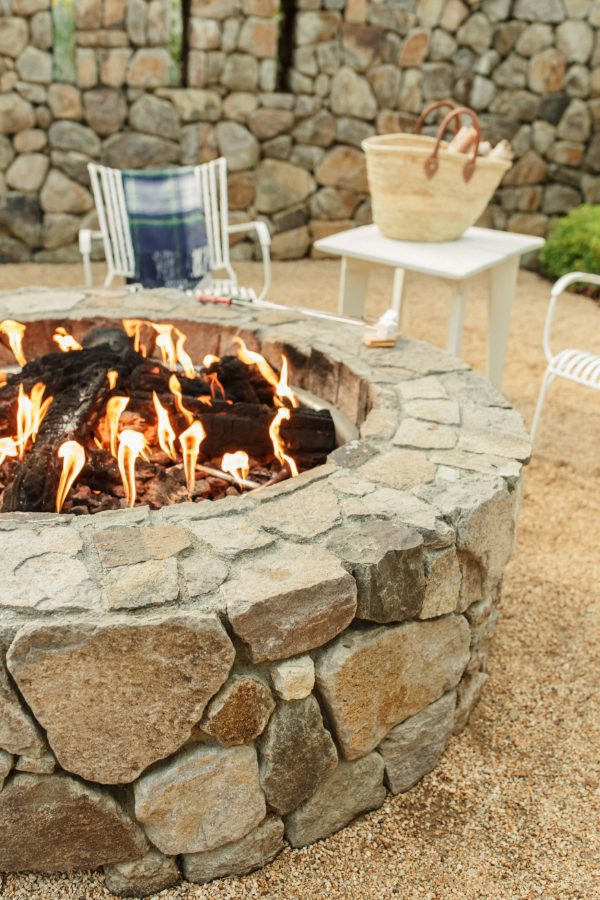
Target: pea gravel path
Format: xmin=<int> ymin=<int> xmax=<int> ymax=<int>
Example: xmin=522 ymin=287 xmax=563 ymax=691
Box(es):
xmin=0 ymin=260 xmax=598 ymax=899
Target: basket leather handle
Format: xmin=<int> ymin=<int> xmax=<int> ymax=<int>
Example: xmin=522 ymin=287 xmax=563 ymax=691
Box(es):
xmin=414 ymin=99 xmax=459 ymax=135
xmin=424 ymin=106 xmax=481 ymax=183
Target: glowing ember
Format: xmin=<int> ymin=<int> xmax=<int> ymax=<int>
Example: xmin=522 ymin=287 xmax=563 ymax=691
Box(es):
xmin=106 ymin=395 xmax=129 ymax=458
xmin=0 ymin=436 xmax=18 ymax=465
xmin=221 ymin=451 xmax=250 ymax=487
xmin=275 ymin=356 xmax=299 ymax=408
xmin=107 ymin=369 xmax=118 ymax=390
xmin=269 ymin=407 xmax=298 ymax=477
xmin=179 ymin=420 xmax=206 ymax=495
xmin=0 ymin=320 xmax=27 ymax=367
xmin=16 ymin=382 xmax=52 ymax=459
xmin=55 ymin=440 xmax=85 ymax=513
xmin=203 ymin=354 xmax=220 ymax=367
xmin=175 ymin=330 xmax=196 ymax=379
xmin=152 ymin=391 xmax=177 ymax=460
xmin=52 ymin=326 xmax=82 ymax=352
xmin=117 ymin=429 xmax=148 ymax=508
xmin=169 ymin=374 xmax=194 ymax=425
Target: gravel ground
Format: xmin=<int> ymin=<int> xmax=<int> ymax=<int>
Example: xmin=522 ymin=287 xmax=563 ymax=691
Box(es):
xmin=0 ymin=260 xmax=598 ymax=899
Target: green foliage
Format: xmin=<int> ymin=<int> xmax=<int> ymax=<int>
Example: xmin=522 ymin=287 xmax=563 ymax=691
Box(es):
xmin=539 ymin=205 xmax=600 ymax=283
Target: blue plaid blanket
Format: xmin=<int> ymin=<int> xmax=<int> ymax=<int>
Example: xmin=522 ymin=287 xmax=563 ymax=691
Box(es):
xmin=122 ymin=167 xmax=210 ymax=290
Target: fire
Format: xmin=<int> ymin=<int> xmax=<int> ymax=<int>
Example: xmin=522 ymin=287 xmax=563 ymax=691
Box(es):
xmin=16 ymin=382 xmax=52 ymax=459
xmin=152 ymin=391 xmax=177 ymax=460
xmin=269 ymin=408 xmax=298 ymax=478
xmin=107 ymin=369 xmax=118 ymax=390
xmin=0 ymin=320 xmax=27 ymax=367
xmin=52 ymin=326 xmax=82 ymax=352
xmin=221 ymin=451 xmax=250 ymax=488
xmin=179 ymin=420 xmax=206 ymax=495
xmin=168 ymin=375 xmax=194 ymax=425
xmin=122 ymin=318 xmax=145 ymax=355
xmin=152 ymin=323 xmax=177 ymax=370
xmin=117 ymin=429 xmax=148 ymax=508
xmin=55 ymin=441 xmax=85 ymax=513
xmin=106 ymin=395 xmax=129 ymax=458
xmin=175 ymin=330 xmax=196 ymax=379
xmin=275 ymin=356 xmax=299 ymax=408
xmin=207 ymin=371 xmax=226 ymax=401
xmin=203 ymin=354 xmax=220 ymax=368
xmin=0 ymin=371 xmax=7 ymax=387
xmin=0 ymin=436 xmax=18 ymax=465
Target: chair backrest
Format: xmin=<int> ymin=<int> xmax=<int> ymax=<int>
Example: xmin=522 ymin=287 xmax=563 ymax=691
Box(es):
xmin=544 ymin=271 xmax=600 ymax=362
xmin=88 ymin=158 xmax=231 ymax=280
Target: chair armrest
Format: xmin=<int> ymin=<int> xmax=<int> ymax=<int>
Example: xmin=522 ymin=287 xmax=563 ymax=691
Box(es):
xmin=552 ymin=271 xmax=600 ymax=296
xmin=227 ymin=220 xmax=271 ymax=246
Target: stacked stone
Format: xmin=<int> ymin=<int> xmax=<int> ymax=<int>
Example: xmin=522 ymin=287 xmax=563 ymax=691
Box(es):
xmin=0 ymin=287 xmax=530 ymax=896
xmin=0 ymin=0 xmax=598 ymax=262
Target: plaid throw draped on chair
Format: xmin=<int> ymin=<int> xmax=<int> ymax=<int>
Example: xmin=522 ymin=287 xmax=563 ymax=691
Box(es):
xmin=122 ymin=167 xmax=211 ymax=290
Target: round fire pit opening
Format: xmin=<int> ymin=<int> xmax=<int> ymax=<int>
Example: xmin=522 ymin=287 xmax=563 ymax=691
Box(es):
xmin=0 ymin=287 xmax=530 ymax=896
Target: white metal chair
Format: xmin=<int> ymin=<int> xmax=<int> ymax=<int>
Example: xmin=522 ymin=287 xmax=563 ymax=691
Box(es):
xmin=531 ymin=271 xmax=600 ymax=442
xmin=79 ymin=157 xmax=271 ymax=301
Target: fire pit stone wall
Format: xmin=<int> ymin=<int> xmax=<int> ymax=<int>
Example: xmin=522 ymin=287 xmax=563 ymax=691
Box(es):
xmin=0 ymin=288 xmax=530 ymax=896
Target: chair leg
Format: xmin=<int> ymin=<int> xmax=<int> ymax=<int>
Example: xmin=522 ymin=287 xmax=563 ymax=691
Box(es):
xmin=530 ymin=368 xmax=554 ymax=445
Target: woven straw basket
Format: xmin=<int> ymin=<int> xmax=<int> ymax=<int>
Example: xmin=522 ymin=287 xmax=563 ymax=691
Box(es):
xmin=362 ymin=101 xmax=512 ymax=242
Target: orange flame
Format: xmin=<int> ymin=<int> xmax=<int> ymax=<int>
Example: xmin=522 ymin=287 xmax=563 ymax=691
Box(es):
xmin=106 ymin=395 xmax=129 ymax=458
xmin=269 ymin=408 xmax=298 ymax=477
xmin=107 ymin=370 xmax=118 ymax=390
xmin=203 ymin=354 xmax=220 ymax=368
xmin=221 ymin=451 xmax=250 ymax=488
xmin=168 ymin=375 xmax=194 ymax=425
xmin=207 ymin=371 xmax=226 ymax=402
xmin=151 ymin=323 xmax=177 ymax=371
xmin=53 ymin=326 xmax=82 ymax=352
xmin=16 ymin=382 xmax=52 ymax=459
xmin=275 ymin=356 xmax=299 ymax=408
xmin=175 ymin=329 xmax=196 ymax=379
xmin=152 ymin=391 xmax=177 ymax=460
xmin=179 ymin=421 xmax=206 ymax=495
xmin=117 ymin=429 xmax=148 ymax=508
xmin=0 ymin=436 xmax=18 ymax=465
xmin=122 ymin=318 xmax=145 ymax=355
xmin=55 ymin=440 xmax=85 ymax=513
xmin=233 ymin=337 xmax=278 ymax=390
xmin=0 ymin=371 xmax=7 ymax=387
xmin=0 ymin=320 xmax=27 ymax=367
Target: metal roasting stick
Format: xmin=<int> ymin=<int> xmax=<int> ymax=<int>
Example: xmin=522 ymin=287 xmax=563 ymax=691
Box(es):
xmin=195 ymin=463 xmax=261 ymax=491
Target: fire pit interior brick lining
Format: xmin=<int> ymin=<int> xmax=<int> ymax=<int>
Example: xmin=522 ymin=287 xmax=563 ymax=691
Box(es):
xmin=0 ymin=289 xmax=530 ymax=894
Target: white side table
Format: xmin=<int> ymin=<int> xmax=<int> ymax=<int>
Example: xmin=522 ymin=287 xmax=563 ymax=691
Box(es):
xmin=314 ymin=224 xmax=544 ymax=389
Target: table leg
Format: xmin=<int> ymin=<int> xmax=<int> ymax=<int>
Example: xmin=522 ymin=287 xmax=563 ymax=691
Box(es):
xmin=488 ymin=256 xmax=519 ymax=390
xmin=338 ymin=257 xmax=371 ymax=318
xmin=391 ymin=268 xmax=405 ymax=327
xmin=447 ymin=280 xmax=468 ymax=357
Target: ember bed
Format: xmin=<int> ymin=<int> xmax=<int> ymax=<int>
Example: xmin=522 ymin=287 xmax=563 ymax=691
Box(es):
xmin=0 ymin=287 xmax=530 ymax=897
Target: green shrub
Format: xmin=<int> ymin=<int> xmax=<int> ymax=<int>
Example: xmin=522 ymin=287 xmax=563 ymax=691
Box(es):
xmin=539 ymin=204 xmax=600 ymax=284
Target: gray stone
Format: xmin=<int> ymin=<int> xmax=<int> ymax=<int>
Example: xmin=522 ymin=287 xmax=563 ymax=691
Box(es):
xmin=15 ymin=47 xmax=52 ymax=84
xmin=224 ymin=541 xmax=356 ymax=663
xmin=0 ymin=662 xmax=46 ymax=758
xmin=7 ymin=613 xmax=235 ymax=784
xmin=40 ymin=169 xmax=94 ymax=215
xmin=134 ymin=743 xmax=266 ymax=854
xmin=48 ymin=120 xmax=101 ymax=156
xmin=0 ymin=95 xmax=35 ymax=135
xmin=453 ymin=670 xmax=488 ymax=733
xmin=130 ymin=93 xmax=180 ymax=141
xmin=357 ymin=447 xmax=436 ymax=490
xmin=379 ymin=691 xmax=456 ymax=793
xmin=331 ymin=66 xmax=377 ymax=119
xmin=328 ymin=521 xmax=425 ymax=623
xmin=182 ymin=816 xmax=284 ymax=884
xmin=514 ymin=0 xmax=564 ymax=22
xmin=516 ymin=23 xmax=553 ymax=57
xmin=293 ymin=110 xmax=336 ymax=147
xmin=222 ymin=53 xmax=259 ymax=91
xmin=0 ymin=135 xmax=15 ymax=170
xmin=258 ymin=695 xmax=338 ymax=815
xmin=255 ymin=158 xmax=315 ymax=214
xmin=252 ymin=480 xmax=340 ymax=538
xmin=42 ymin=212 xmax=83 ymax=249
xmin=367 ymin=64 xmax=401 ymax=106
xmin=6 ymin=153 xmax=49 ymax=192
xmin=394 ymin=417 xmax=457 ymax=450
xmin=215 ymin=120 xmax=259 ymax=171
xmin=316 ymin=616 xmax=470 ymax=759
xmin=419 ymin=547 xmax=462 ymax=618
xmin=102 ymin=132 xmax=180 ymax=168
xmin=157 ymin=87 xmax=221 ymax=123
xmin=271 ymin=655 xmax=315 ymax=701
xmin=557 ymin=98 xmax=591 ymax=142
xmin=296 ymin=10 xmax=340 ymax=45
xmin=104 ymin=847 xmax=180 ymax=898
xmin=186 ymin=515 xmax=273 ymax=555
xmin=202 ymin=676 xmax=275 ymax=747
xmin=0 ymin=773 xmax=147 ymax=873
xmin=285 ymin=752 xmax=386 ymax=847
xmin=102 ymin=557 xmax=179 ymax=609
xmin=556 ymin=19 xmax=594 ymax=64
xmin=336 ymin=116 xmax=375 ymax=147
xmin=83 ymin=87 xmax=127 ymax=137
xmin=93 ymin=524 xmax=190 ymax=567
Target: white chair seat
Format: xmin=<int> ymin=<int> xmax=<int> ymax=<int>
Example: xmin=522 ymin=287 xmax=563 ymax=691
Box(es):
xmin=548 ymin=348 xmax=600 ymax=388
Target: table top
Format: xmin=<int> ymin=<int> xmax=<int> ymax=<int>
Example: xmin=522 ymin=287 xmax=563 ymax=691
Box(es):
xmin=313 ymin=224 xmax=545 ymax=280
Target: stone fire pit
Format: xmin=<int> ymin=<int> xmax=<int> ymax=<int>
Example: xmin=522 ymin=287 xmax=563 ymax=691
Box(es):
xmin=0 ymin=287 xmax=530 ymax=897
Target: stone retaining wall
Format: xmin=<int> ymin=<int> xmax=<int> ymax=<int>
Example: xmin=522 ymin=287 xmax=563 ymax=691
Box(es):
xmin=0 ymin=1 xmax=598 ymax=263
xmin=0 ymin=287 xmax=530 ymax=895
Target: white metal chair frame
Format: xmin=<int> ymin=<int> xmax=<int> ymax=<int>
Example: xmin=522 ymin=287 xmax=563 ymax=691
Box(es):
xmin=531 ymin=271 xmax=600 ymax=442
xmin=79 ymin=158 xmax=271 ymax=301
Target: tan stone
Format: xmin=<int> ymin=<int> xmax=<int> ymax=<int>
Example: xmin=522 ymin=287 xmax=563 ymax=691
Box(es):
xmin=93 ymin=524 xmax=190 ymax=567
xmin=76 ymin=48 xmax=98 ymax=88
xmin=252 ymin=480 xmax=341 ymax=539
xmin=0 ymin=18 xmax=29 ymax=59
xmin=224 ymin=541 xmax=357 ymax=663
xmin=228 ymin=170 xmax=255 ymax=209
xmin=399 ymin=30 xmax=430 ymax=66
xmin=248 ymin=107 xmax=295 ymax=140
xmin=104 ymin=847 xmax=180 ymax=898
xmin=0 ymin=773 xmax=147 ymax=873
xmin=187 ymin=515 xmax=273 ymax=555
xmin=420 ymin=547 xmax=462 ymax=618
xmin=127 ymin=48 xmax=171 ymax=88
xmin=271 ymin=655 xmax=315 ymax=701
xmin=7 ymin=613 xmax=235 ymax=783
xmin=40 ymin=170 xmax=94 ymax=215
xmin=315 ymin=146 xmax=369 ymax=192
xmin=99 ymin=48 xmax=132 ymax=87
xmin=12 ymin=130 xmax=46 ymax=155
xmin=271 ymin=225 xmax=311 ymax=260
xmin=134 ymin=743 xmax=266 ymax=854
xmin=528 ymin=48 xmax=566 ymax=93
xmin=48 ymin=84 xmax=83 ymax=120
xmin=316 ymin=616 xmax=470 ymax=759
xmin=238 ymin=17 xmax=278 ymax=59
xmin=0 ymin=95 xmax=35 ymax=135
xmin=102 ymin=557 xmax=179 ymax=609
xmin=182 ymin=815 xmax=284 ymax=883
xmin=6 ymin=153 xmax=49 ymax=192
xmin=0 ymin=662 xmax=46 ymax=758
xmin=393 ymin=417 xmax=457 ymax=450
xmin=202 ymin=675 xmax=275 ymax=747
xmin=255 ymin=158 xmax=316 ymax=214
xmin=357 ymin=447 xmax=436 ymax=491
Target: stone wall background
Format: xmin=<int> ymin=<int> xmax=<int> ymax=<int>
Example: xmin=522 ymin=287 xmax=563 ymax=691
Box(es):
xmin=0 ymin=0 xmax=598 ymax=263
